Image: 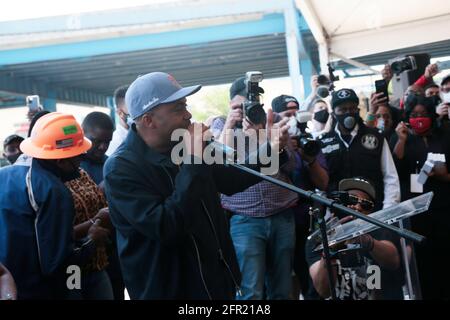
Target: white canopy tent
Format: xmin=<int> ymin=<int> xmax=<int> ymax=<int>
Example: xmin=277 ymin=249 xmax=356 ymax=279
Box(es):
xmin=296 ymin=0 xmax=450 ymax=72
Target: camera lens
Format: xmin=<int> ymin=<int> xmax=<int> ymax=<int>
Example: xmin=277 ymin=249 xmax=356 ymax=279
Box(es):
xmin=317 ymin=75 xmax=330 ymax=86
xmin=299 ymin=136 xmax=321 ymax=157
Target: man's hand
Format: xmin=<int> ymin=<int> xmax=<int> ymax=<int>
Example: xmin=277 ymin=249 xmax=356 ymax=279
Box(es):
xmin=428 ymin=162 xmax=450 ymax=182
xmin=87 ymin=220 xmax=110 ymax=246
xmin=311 ymin=75 xmax=319 ymax=91
xmin=369 ymin=92 xmax=388 ymax=114
xmin=184 ymin=123 xmax=211 ymax=159
xmin=436 ymin=103 xmax=449 ymax=118
xmin=345 ymin=234 xmax=374 ymax=252
xmin=267 ymin=109 xmax=290 ymax=151
xmin=381 ymin=64 xmax=393 ymax=83
xmin=224 ymin=100 xmax=244 ymax=130
xmin=93 ymin=207 xmax=113 ymax=231
xmin=395 ymin=122 xmax=409 ymax=142
xmin=424 ymin=63 xmax=439 ymax=80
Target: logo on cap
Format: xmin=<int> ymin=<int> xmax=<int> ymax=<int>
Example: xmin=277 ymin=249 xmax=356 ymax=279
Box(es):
xmin=167 ymin=74 xmax=181 ymax=88
xmin=142 ymin=97 xmax=160 ymax=110
xmin=337 ymin=90 xmax=352 ymax=99
xmin=284 ymin=97 xmax=297 ymax=104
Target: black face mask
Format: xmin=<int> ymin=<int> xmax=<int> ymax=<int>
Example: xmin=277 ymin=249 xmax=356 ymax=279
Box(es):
xmin=335 ymin=113 xmax=359 ymax=131
xmin=6 ymin=153 xmax=21 ymax=165
xmin=314 ymin=109 xmax=329 ymax=124
xmin=426 ymin=95 xmax=441 ymax=108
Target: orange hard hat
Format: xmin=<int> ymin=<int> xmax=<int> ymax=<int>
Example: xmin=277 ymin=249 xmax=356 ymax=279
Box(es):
xmin=20 ymin=112 xmax=92 ymax=159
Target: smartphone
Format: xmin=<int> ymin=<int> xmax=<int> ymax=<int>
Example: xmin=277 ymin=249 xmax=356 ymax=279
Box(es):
xmin=375 ymin=79 xmax=389 ymax=103
xmin=26 ymin=95 xmax=40 ymax=112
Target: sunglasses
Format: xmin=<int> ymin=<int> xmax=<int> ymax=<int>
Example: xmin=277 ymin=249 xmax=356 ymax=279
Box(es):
xmin=347 ymin=195 xmax=374 ymax=211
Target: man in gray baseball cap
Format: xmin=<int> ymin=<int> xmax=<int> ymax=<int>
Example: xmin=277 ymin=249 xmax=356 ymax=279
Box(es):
xmin=103 ymin=72 xmax=291 ymax=299
xmin=126 ymin=72 xmax=201 ymax=121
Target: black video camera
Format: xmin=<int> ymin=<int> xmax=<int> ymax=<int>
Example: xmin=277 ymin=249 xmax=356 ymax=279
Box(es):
xmin=293 ymin=111 xmax=321 ymax=157
xmin=390 ymin=55 xmax=418 ymax=75
xmin=240 ymin=71 xmax=266 ymax=127
xmin=316 ymin=63 xmax=340 ymax=98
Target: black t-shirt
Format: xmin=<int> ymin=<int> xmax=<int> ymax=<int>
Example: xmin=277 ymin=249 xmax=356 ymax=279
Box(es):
xmin=305 ymin=228 xmax=404 ymax=300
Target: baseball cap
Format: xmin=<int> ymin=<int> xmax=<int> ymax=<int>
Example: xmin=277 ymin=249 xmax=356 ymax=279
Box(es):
xmin=271 ymin=95 xmax=299 ymax=113
xmin=339 ymin=177 xmax=376 ymax=201
xmin=3 ymin=134 xmax=24 ymax=149
xmin=331 ymin=89 xmax=359 ymax=109
xmin=125 ymin=72 xmax=201 ymax=120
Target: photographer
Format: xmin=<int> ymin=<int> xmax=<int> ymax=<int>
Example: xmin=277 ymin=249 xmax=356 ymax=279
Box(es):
xmin=306 ymin=178 xmax=401 ymax=300
xmin=272 ymin=95 xmax=330 ymax=299
xmin=319 ymin=88 xmax=400 ymax=210
xmin=216 ymin=77 xmax=298 ymax=300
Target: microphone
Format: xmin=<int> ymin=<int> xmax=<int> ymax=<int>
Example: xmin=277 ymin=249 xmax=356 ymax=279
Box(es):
xmin=205 ymin=139 xmax=237 ymax=163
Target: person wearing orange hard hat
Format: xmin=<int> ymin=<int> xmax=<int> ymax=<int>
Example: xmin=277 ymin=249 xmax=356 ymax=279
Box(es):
xmin=0 ymin=112 xmax=111 ymax=299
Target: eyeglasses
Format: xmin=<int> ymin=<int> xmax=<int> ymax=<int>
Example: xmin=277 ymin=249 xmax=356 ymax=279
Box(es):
xmin=348 ymin=195 xmax=374 ymax=211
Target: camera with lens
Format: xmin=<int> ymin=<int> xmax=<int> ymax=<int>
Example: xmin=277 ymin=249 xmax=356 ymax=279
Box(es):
xmin=241 ymin=71 xmax=266 ymax=126
xmin=317 ymin=75 xmax=331 ymax=98
xmin=390 ymin=55 xmax=418 ymax=75
xmin=316 ymin=63 xmax=340 ymax=98
xmin=292 ymin=111 xmax=322 ymax=157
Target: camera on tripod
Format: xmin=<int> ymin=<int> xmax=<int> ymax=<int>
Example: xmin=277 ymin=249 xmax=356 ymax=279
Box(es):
xmin=237 ymin=71 xmax=266 ymax=128
xmin=292 ymin=111 xmax=322 ymax=157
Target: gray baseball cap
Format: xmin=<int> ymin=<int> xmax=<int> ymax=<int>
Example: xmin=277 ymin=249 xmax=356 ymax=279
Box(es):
xmin=126 ymin=72 xmax=202 ymax=120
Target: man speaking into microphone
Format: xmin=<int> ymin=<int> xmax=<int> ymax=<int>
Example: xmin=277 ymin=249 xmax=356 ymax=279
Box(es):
xmin=103 ymin=72 xmax=290 ymax=300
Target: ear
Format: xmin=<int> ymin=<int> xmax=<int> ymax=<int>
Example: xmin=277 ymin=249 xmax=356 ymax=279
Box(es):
xmin=142 ymin=113 xmax=156 ymax=129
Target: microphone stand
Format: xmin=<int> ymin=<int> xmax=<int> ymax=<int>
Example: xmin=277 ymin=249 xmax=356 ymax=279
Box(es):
xmin=227 ymin=162 xmax=426 ymax=300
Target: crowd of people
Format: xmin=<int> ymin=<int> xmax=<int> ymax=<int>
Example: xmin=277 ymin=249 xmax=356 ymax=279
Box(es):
xmin=0 ymin=61 xmax=449 ymax=300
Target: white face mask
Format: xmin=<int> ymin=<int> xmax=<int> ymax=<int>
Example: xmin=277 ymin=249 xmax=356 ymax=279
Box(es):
xmin=441 ymin=91 xmax=450 ymax=104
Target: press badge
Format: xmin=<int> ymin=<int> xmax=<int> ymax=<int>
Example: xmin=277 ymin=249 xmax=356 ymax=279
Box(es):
xmin=410 ymin=174 xmax=423 ymax=193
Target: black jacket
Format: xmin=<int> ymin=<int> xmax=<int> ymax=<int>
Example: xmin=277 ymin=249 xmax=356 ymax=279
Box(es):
xmin=319 ymin=125 xmax=385 ymax=210
xmin=103 ymin=126 xmax=266 ymax=300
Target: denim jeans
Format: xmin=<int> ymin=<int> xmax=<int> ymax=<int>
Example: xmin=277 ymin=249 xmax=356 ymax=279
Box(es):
xmin=230 ymin=208 xmax=295 ymax=300
xmin=66 ymin=270 xmax=114 ymax=300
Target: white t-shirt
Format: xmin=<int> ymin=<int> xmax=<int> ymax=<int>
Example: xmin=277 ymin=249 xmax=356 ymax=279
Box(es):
xmin=106 ymin=124 xmax=128 ymax=156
